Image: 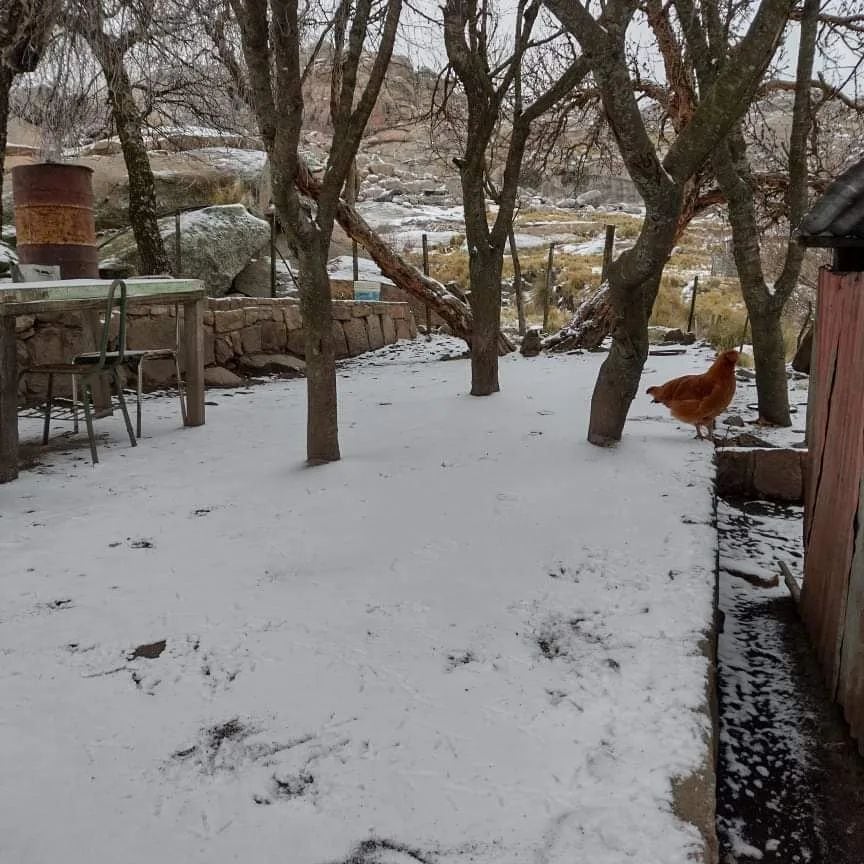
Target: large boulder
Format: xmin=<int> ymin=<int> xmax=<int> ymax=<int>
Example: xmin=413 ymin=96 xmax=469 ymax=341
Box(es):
xmin=576 ymin=189 xmax=603 ymax=206
xmin=79 ymin=128 xmax=264 ymax=154
xmin=4 ymin=148 xmax=269 ymax=228
xmin=0 ymin=240 xmax=18 ymax=276
xmin=99 ymin=204 xmax=270 ymax=295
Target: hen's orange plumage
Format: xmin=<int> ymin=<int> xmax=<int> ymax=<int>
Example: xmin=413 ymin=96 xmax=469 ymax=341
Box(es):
xmin=646 ymin=350 xmax=739 ymax=439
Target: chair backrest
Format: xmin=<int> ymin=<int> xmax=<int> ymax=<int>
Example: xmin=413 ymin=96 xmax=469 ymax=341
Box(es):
xmin=94 ymin=279 xmax=128 ymax=368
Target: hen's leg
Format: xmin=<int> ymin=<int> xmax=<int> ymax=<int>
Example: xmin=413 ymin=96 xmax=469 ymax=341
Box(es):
xmin=694 ymin=424 xmax=704 ymax=439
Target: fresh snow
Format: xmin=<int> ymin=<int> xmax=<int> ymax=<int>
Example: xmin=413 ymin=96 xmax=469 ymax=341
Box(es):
xmin=327 ymin=255 xmax=396 ymax=285
xmin=183 ymin=148 xmax=268 ymax=181
xmin=716 ymin=499 xmax=811 ymax=861
xmin=0 ymin=240 xmax=17 ymax=266
xmin=1 ymin=341 xmax=720 ymax=864
xmin=722 ymin=366 xmax=808 ymax=450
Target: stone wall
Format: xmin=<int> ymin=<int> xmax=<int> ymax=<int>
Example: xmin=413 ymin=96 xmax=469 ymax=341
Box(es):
xmin=715 ymin=447 xmax=807 ymax=504
xmin=17 ymin=297 xmax=416 ymax=398
xmin=331 ymin=279 xmax=448 ymax=332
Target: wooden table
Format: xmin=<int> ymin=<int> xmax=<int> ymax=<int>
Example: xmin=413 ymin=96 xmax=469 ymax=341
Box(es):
xmin=0 ymin=277 xmax=207 ymax=483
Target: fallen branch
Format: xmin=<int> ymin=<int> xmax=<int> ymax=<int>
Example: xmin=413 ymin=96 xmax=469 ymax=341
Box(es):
xmin=542 ymin=282 xmax=617 ymax=352
xmin=295 ymin=159 xmax=515 ymax=355
xmin=779 ymin=559 xmax=801 ymax=605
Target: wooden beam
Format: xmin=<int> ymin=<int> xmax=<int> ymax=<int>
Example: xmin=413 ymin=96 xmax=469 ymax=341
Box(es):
xmin=183 ymin=297 xmax=205 ymax=427
xmin=0 ymin=315 xmax=19 ymax=483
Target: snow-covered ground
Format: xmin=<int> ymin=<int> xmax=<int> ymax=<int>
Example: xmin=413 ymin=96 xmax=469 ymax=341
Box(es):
xmin=1 ymin=342 xmax=721 ymax=864
xmin=715 ymin=499 xmax=811 ymax=862
xmin=722 ymin=362 xmax=809 ymax=449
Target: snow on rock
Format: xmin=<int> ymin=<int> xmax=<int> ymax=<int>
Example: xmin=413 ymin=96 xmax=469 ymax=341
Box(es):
xmin=721 ymin=363 xmax=808 ymax=449
xmin=0 ymin=346 xmax=719 ymax=864
xmin=99 ymin=204 xmax=270 ymax=295
xmin=0 ymin=239 xmax=17 ymax=272
xmin=327 ymin=255 xmax=396 ymax=285
xmin=182 ymin=148 xmax=268 ymax=182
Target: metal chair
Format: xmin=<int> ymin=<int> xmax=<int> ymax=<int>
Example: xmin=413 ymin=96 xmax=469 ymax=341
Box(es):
xmin=75 ymin=308 xmax=187 ymax=438
xmin=27 ymin=279 xmax=137 ymax=464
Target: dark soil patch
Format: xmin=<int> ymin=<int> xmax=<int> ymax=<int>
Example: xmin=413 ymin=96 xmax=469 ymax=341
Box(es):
xmin=332 ymin=838 xmax=435 ymax=864
xmin=128 ymin=538 xmax=155 ymax=549
xmin=716 ymin=498 xmax=864 ymax=863
xmin=129 ymin=639 xmax=166 ymax=660
xmin=273 ymin=771 xmax=314 ymax=798
xmin=445 ymin=649 xmax=476 ymax=671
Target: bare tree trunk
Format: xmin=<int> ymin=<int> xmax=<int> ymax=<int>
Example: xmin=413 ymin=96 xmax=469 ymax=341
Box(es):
xmin=87 ymin=37 xmax=170 ymax=275
xmin=543 ymin=282 xmax=616 ymax=352
xmin=588 ymin=276 xmax=659 ymax=445
xmin=545 ymin=0 xmax=796 ymax=446
xmin=709 ymin=0 xmax=816 ymax=426
xmin=508 ymin=225 xmax=526 ymax=336
xmin=0 ymin=66 xmax=12 ymax=230
xmin=587 ymin=197 xmax=680 ymax=442
xmin=749 ymin=307 xmax=790 ymax=423
xmin=468 ymin=247 xmax=504 ymax=395
xmin=298 ymin=243 xmax=340 ymax=463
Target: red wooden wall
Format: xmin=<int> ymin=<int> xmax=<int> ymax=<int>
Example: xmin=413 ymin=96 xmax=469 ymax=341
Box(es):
xmin=802 ymin=268 xmax=864 ymax=752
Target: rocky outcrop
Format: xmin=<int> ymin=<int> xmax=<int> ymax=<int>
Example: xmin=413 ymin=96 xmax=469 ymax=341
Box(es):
xmin=3 ymin=148 xmax=268 ymax=228
xmin=99 ymin=204 xmax=270 ymax=295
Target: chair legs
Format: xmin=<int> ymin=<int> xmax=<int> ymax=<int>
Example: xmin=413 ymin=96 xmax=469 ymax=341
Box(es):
xmin=71 ymin=376 xmax=79 ymax=434
xmin=132 ymin=352 xmax=187 ymax=438
xmin=112 ymin=368 xmax=137 ymax=448
xmin=174 ymin=352 xmax=187 ymax=426
xmin=136 ymin=359 xmax=144 ymax=439
xmin=81 ymin=382 xmax=98 ymax=465
xmin=42 ymin=373 xmax=54 ymax=445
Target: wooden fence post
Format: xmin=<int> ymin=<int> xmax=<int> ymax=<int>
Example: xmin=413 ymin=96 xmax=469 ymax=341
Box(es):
xmin=174 ymin=211 xmax=182 ymax=277
xmin=508 ymin=226 xmax=526 ymax=336
xmin=422 ymin=233 xmax=432 ymax=341
xmin=543 ymin=242 xmax=555 ymax=331
xmin=270 ymin=209 xmax=277 ymax=298
xmin=601 ymin=224 xmax=615 ymax=283
xmin=687 ymin=274 xmax=699 ymax=333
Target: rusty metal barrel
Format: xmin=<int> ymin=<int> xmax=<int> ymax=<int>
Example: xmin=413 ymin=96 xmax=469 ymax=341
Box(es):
xmin=12 ymin=163 xmax=99 ymax=279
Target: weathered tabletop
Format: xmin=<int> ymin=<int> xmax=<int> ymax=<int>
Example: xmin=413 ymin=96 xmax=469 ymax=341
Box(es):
xmin=0 ymin=277 xmax=207 ymax=483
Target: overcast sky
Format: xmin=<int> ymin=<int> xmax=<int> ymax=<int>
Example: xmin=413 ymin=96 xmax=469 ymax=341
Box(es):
xmin=397 ymin=0 xmax=861 ymax=95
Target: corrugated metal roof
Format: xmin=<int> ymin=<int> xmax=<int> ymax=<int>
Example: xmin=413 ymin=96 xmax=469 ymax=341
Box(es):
xmin=799 ymin=157 xmax=864 ymax=247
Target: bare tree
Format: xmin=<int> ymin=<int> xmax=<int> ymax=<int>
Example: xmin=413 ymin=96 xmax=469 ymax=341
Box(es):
xmin=710 ymin=0 xmax=819 ymax=426
xmin=230 ymin=0 xmax=402 ymax=463
xmin=0 ymin=0 xmax=62 ymax=226
xmin=442 ymin=0 xmax=588 ymax=394
xmin=543 ymin=0 xmax=795 ymax=445
xmin=69 ymin=0 xmax=170 ymax=274
xmin=197 ymin=0 xmax=505 ymax=351
xmin=0 ymin=66 xmax=13 ymax=231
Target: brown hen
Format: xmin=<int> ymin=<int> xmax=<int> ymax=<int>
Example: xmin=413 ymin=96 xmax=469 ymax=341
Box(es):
xmin=646 ymin=350 xmax=739 ymax=440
